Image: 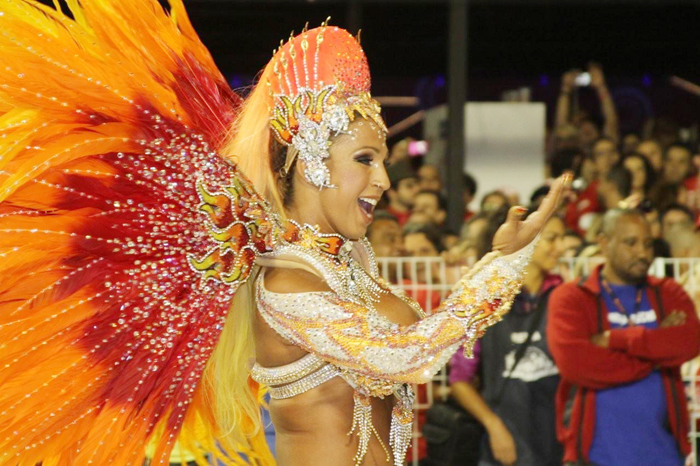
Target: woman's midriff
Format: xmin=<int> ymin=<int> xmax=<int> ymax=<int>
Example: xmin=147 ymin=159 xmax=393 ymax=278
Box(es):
xmin=269 ymin=376 xmax=395 ymax=466
xmin=255 ymin=267 xmax=423 ymax=465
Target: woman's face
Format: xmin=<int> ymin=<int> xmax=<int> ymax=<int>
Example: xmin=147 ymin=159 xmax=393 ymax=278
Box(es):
xmin=311 ymin=120 xmax=389 ymax=240
xmin=531 ymin=217 xmax=565 ymax=272
xmin=481 ymin=193 xmax=508 ymax=213
xmin=636 ymin=140 xmax=663 ymax=172
xmin=403 ymin=232 xmax=440 ymax=283
xmin=623 ymin=156 xmax=647 ymax=191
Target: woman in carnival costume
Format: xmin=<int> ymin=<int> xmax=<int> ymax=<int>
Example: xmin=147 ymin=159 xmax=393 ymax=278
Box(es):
xmin=0 ymin=1 xmax=570 ymax=465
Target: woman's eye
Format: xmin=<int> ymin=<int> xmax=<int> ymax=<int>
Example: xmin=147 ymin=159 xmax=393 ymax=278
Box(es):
xmin=355 ymin=155 xmax=372 ymax=165
xmin=383 ymin=160 xmax=391 ymax=168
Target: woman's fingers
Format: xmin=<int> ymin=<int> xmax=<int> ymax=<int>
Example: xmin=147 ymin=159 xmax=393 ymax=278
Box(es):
xmin=505 ymin=205 xmax=528 ymax=225
xmin=524 ymin=173 xmax=572 ymax=231
xmin=539 ymin=174 xmax=571 ymax=218
xmin=491 ymin=174 xmax=572 ymax=255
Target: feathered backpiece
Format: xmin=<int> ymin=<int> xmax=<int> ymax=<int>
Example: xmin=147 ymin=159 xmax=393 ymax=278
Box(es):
xmin=0 ymin=0 xmax=275 ymax=464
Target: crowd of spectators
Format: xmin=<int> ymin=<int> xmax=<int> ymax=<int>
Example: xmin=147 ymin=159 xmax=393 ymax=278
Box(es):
xmin=368 ymin=64 xmax=700 ymax=466
xmin=373 ymin=64 xmax=700 ymax=286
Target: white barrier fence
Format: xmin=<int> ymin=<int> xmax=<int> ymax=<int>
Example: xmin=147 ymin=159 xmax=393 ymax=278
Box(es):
xmin=377 ymin=256 xmax=700 ymax=466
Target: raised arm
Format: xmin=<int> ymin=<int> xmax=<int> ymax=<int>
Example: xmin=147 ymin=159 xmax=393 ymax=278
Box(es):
xmin=555 ymin=70 xmax=578 ymax=129
xmin=256 ymin=174 xmax=570 ymax=385
xmin=590 ymin=63 xmax=619 ymax=142
xmin=257 ymin=248 xmax=529 ymax=385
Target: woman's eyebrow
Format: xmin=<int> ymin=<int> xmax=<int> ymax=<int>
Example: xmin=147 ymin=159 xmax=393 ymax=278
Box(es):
xmin=353 ymin=145 xmax=380 ymax=153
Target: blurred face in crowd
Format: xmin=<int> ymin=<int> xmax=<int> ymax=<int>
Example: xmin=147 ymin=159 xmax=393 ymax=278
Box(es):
xmin=553 ymin=124 xmax=580 ymax=151
xmin=403 ymin=232 xmax=440 ymax=283
xmin=622 ymin=133 xmax=640 ymax=155
xmin=661 ymin=208 xmax=694 ymax=238
xmin=367 ymin=218 xmax=403 ymax=257
xmin=644 ymin=209 xmax=662 ymax=239
xmin=579 ymin=157 xmax=597 ymax=183
xmin=664 ymin=146 xmax=692 ymax=185
xmin=462 ymin=217 xmax=488 ymax=246
xmin=600 ymin=214 xmax=654 ymax=285
xmin=389 ymin=138 xmax=410 ymax=163
xmin=592 ymin=139 xmax=619 ymax=179
xmin=407 ymin=212 xmax=431 ymax=225
xmin=562 ymin=233 xmax=583 ymax=258
xmin=623 ymin=155 xmax=647 ymax=192
xmin=391 ymin=177 xmax=420 ymax=209
xmin=531 ymin=217 xmax=566 ymax=273
xmin=504 ymin=191 xmax=521 ymax=208
xmin=636 ymin=139 xmax=663 ymax=172
xmin=667 ymin=227 xmax=699 ymax=259
xmin=412 ymin=192 xmax=446 ymax=226
xmin=418 ymin=165 xmax=442 ymax=192
xmin=579 ymin=121 xmax=600 ymax=149
xmin=481 ymin=192 xmax=508 ymax=213
xmin=597 ymin=178 xmax=624 ymax=210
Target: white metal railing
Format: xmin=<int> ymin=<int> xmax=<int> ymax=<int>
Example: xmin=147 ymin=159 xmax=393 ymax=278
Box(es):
xmin=379 ymin=256 xmax=700 ymax=466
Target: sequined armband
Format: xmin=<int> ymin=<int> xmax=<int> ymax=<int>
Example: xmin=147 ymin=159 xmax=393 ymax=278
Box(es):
xmin=440 ymin=245 xmax=533 ymax=357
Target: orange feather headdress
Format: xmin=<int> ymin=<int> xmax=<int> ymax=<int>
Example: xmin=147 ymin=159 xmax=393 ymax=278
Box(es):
xmin=266 ymin=21 xmax=387 ymax=188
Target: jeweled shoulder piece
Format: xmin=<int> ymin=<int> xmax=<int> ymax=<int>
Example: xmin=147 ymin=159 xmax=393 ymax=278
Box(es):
xmin=189 ymin=173 xmax=274 ymax=286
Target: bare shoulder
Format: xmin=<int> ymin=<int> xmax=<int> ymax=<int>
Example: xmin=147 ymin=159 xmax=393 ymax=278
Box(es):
xmin=263 ymin=267 xmax=332 ymax=294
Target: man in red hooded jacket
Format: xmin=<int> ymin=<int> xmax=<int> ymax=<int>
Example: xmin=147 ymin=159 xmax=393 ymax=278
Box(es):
xmin=548 ymin=208 xmax=700 ymax=465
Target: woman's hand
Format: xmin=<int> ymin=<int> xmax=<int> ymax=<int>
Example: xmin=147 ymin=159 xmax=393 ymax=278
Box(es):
xmin=492 ymin=174 xmax=571 ymax=255
xmin=485 ymin=416 xmax=517 ymax=466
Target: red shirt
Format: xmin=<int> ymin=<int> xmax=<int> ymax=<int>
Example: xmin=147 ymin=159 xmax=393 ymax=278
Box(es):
xmin=402 ymin=279 xmax=442 ymax=314
xmin=386 ymin=205 xmax=411 ymax=227
xmin=564 ymin=180 xmax=601 ymax=236
xmin=684 ymin=176 xmax=700 ymax=222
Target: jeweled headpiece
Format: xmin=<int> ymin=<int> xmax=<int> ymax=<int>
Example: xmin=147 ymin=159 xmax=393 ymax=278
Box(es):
xmin=267 ymin=20 xmax=387 ymax=189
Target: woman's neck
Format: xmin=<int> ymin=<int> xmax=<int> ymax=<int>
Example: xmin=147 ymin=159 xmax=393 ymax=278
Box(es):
xmin=285 ymin=199 xmax=333 ymax=235
xmin=523 ymin=263 xmax=545 ymax=294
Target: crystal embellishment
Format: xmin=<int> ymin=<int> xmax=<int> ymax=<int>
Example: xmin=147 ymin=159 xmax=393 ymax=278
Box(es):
xmin=290 ymin=101 xmax=350 ymax=189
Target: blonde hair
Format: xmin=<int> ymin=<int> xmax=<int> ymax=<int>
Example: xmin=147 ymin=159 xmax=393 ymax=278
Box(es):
xmin=203 ymin=273 xmax=268 ymax=458
xmin=220 ymin=65 xmax=288 ymax=215
xmin=202 ymin=65 xmax=285 ymax=460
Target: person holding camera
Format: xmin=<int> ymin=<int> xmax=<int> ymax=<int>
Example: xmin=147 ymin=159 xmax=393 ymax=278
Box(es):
xmin=555 ymin=63 xmax=619 ymax=150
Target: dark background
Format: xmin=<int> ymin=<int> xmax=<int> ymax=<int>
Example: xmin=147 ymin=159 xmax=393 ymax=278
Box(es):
xmin=185 ymin=0 xmax=700 ymax=139
xmin=43 ymin=0 xmax=700 ymax=139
